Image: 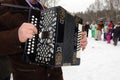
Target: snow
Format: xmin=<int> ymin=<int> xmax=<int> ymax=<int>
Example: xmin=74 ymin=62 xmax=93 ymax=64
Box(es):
xmin=10 ymin=31 xmax=120 ymax=80
xmin=62 ymin=31 xmax=120 ymax=80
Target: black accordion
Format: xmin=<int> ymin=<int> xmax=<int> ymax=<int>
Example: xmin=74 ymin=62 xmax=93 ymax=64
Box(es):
xmin=24 ymin=6 xmax=83 ymax=67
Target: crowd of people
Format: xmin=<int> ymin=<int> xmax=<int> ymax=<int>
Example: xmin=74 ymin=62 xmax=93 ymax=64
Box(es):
xmin=84 ymin=20 xmax=120 ymax=46
xmin=1 ymin=0 xmax=119 ymax=80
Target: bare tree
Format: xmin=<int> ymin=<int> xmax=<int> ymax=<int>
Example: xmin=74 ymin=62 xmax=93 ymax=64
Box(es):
xmin=68 ymin=0 xmax=120 ymax=23
xmin=41 ymin=0 xmax=60 ymax=7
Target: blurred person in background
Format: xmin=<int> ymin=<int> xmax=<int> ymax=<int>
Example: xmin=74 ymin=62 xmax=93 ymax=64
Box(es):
xmin=90 ymin=21 xmax=97 ymax=38
xmin=84 ymin=21 xmax=90 ymax=37
xmin=112 ymin=22 xmax=120 ymax=46
xmin=95 ymin=21 xmax=104 ymax=40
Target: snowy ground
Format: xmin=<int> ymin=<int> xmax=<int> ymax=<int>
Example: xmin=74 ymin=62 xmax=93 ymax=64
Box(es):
xmin=10 ymin=32 xmax=120 ymax=80
xmin=62 ymin=33 xmax=120 ymax=80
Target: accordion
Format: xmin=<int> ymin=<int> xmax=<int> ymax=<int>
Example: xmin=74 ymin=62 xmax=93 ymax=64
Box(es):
xmin=24 ymin=6 xmax=83 ymax=67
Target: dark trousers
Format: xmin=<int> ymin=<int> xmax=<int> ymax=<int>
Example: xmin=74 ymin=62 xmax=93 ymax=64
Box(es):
xmin=2 ymin=75 xmax=10 ymax=80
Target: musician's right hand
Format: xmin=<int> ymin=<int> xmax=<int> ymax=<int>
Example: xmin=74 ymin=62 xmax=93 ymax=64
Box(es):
xmin=18 ymin=22 xmax=38 ymax=42
xmin=80 ymin=31 xmax=87 ymax=51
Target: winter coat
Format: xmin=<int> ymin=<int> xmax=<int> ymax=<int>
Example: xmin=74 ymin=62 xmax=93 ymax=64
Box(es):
xmin=0 ymin=0 xmax=63 ymax=80
xmin=90 ymin=24 xmax=97 ymax=30
xmin=84 ymin=24 xmax=90 ymax=32
xmin=113 ymin=26 xmax=120 ymax=39
xmin=96 ymin=21 xmax=104 ymax=31
xmin=0 ymin=56 xmax=11 ymax=80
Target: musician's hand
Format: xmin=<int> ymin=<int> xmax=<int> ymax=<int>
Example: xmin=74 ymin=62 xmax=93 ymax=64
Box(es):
xmin=18 ymin=22 xmax=38 ymax=42
xmin=80 ymin=31 xmax=88 ymax=51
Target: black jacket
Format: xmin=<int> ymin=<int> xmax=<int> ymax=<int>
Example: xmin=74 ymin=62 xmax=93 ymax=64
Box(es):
xmin=113 ymin=26 xmax=120 ymax=38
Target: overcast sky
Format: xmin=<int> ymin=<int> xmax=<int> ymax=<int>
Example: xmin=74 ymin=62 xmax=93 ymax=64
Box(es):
xmin=56 ymin=0 xmax=95 ymax=12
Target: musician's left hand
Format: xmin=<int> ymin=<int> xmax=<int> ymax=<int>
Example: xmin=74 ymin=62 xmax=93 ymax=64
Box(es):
xmin=80 ymin=31 xmax=88 ymax=51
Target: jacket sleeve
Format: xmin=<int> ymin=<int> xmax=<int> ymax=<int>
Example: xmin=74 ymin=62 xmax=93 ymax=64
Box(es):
xmin=0 ymin=3 xmax=28 ymax=55
xmin=0 ymin=6 xmax=28 ymax=31
xmin=0 ymin=28 xmax=23 ymax=55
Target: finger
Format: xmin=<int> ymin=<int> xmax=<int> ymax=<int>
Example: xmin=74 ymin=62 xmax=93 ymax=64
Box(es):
xmin=26 ymin=24 xmax=38 ymax=34
xmin=80 ymin=38 xmax=87 ymax=51
xmin=80 ymin=40 xmax=88 ymax=47
xmin=80 ymin=37 xmax=87 ymax=43
xmin=26 ymin=33 xmax=34 ymax=39
xmin=27 ymin=30 xmax=35 ymax=35
xmin=81 ymin=41 xmax=87 ymax=47
xmin=80 ymin=43 xmax=87 ymax=51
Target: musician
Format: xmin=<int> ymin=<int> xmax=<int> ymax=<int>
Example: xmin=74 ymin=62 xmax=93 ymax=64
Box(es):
xmin=0 ymin=0 xmax=87 ymax=80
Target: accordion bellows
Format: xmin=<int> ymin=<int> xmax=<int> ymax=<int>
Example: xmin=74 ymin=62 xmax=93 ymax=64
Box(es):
xmin=24 ymin=6 xmax=83 ymax=67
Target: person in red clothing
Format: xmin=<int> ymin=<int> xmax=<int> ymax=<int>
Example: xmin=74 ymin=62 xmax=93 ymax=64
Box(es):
xmin=0 ymin=0 xmax=88 ymax=80
xmin=106 ymin=21 xmax=114 ymax=43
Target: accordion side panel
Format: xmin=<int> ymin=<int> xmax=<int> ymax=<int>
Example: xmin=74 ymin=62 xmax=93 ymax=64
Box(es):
xmin=55 ymin=7 xmax=81 ymax=66
xmin=62 ymin=12 xmax=75 ymax=65
xmin=62 ymin=14 xmax=82 ymax=66
xmin=54 ymin=7 xmax=64 ymax=66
